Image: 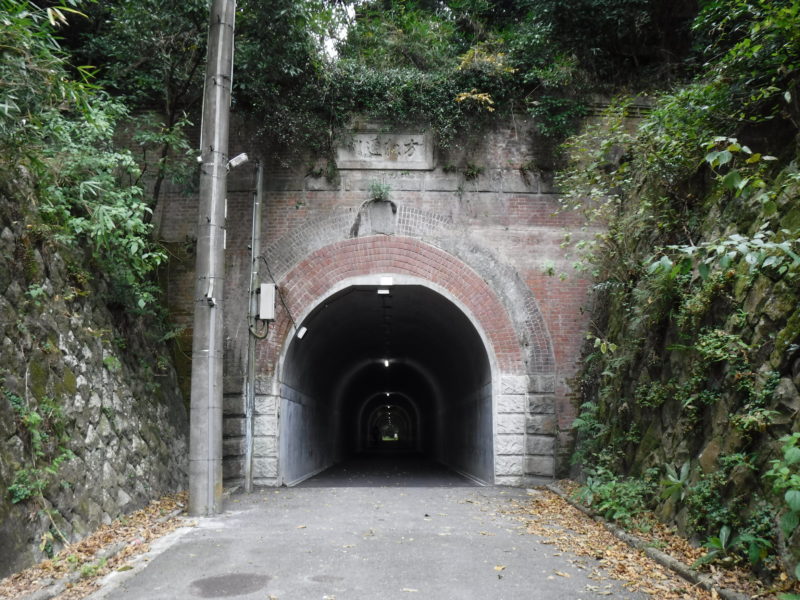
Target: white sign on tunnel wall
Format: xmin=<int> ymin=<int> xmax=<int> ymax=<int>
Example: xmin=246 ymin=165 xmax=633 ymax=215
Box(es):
xmin=336 ymin=131 xmax=434 ymax=170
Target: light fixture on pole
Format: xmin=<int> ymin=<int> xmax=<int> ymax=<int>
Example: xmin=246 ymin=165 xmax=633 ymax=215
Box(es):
xmin=227 ymin=152 xmax=249 ymax=170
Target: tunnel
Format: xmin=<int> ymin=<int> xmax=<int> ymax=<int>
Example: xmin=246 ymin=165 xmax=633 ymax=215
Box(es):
xmin=278 ymin=283 xmax=494 ymax=485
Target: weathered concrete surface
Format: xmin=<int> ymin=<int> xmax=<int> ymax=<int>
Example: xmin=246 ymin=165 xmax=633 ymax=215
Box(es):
xmin=91 ymin=460 xmax=644 ymax=600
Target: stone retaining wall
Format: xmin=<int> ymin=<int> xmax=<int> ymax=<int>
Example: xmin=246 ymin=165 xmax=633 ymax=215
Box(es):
xmin=0 ymin=198 xmax=188 ymax=578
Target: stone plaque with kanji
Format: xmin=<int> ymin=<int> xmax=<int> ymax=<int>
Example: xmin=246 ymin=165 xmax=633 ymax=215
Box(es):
xmin=336 ymin=131 xmax=433 ymax=170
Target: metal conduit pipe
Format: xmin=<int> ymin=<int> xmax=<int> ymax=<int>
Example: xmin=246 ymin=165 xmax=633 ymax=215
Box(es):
xmin=244 ymin=161 xmax=263 ymax=493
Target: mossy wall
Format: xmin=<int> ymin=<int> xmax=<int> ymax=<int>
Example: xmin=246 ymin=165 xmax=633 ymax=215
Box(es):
xmin=571 ymin=138 xmax=800 ymax=571
xmin=0 ymin=195 xmax=188 ymax=578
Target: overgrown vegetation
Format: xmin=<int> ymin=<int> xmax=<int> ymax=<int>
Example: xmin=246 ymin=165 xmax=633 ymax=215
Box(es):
xmin=57 ymin=0 xmax=699 ymax=168
xmin=4 ymin=384 xmax=73 ymax=506
xmin=1 ymin=0 xmax=168 ymax=311
xmin=3 ymin=0 xmax=798 ymax=587
xmin=2 ymin=379 xmax=74 ymax=552
xmin=1 ymin=0 xmax=704 ymax=305
xmin=562 ymin=0 xmax=800 ymax=588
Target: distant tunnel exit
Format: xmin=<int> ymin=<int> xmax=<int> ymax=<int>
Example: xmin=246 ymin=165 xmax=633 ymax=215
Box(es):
xmin=278 ymin=283 xmax=494 ymax=485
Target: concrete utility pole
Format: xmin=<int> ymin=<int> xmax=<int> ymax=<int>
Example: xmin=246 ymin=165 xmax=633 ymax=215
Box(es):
xmin=189 ymin=0 xmax=236 ymax=516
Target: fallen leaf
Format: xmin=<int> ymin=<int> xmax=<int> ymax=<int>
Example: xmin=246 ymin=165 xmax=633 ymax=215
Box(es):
xmin=554 ymin=571 xmax=571 ymax=578
xmin=494 ymin=565 xmax=506 ymax=571
xmin=0 ymin=491 xmax=188 ymax=600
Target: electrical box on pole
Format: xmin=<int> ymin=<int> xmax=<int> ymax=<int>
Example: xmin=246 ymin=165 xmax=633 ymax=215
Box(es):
xmin=258 ymin=283 xmax=276 ymax=321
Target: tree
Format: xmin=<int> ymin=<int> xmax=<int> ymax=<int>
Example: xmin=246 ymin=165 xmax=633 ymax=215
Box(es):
xmin=1 ymin=0 xmax=166 ymax=311
xmin=70 ymin=0 xmax=208 ymax=211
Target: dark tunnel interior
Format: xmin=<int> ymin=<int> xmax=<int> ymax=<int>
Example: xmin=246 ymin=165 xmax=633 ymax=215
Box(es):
xmin=279 ymin=284 xmax=494 ymax=485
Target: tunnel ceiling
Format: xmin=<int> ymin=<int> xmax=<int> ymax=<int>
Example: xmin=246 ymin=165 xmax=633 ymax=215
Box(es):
xmin=282 ymin=284 xmax=491 ymax=403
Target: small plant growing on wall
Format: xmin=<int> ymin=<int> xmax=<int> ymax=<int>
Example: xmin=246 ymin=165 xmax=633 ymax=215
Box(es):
xmin=462 ymin=163 xmax=483 ymax=181
xmin=368 ymin=180 xmax=391 ymax=202
xmin=3 ymin=381 xmax=74 ymax=552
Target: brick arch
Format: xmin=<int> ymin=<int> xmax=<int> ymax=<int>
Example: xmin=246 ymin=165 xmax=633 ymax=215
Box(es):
xmin=262 ymin=206 xmax=557 ymax=387
xmin=260 ymin=236 xmax=532 ymax=375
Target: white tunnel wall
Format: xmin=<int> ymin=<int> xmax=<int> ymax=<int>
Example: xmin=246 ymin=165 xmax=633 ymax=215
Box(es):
xmin=278 ymin=383 xmax=341 ymax=486
xmin=437 ymin=381 xmax=493 ymax=484
xmin=278 ymin=284 xmax=495 ymax=485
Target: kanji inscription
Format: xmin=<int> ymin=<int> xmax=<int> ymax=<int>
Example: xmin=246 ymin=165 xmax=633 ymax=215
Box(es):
xmin=336 ymin=131 xmax=434 ymax=170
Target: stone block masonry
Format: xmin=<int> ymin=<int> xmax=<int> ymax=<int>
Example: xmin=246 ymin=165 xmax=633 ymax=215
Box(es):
xmin=0 ymin=202 xmax=188 ymax=578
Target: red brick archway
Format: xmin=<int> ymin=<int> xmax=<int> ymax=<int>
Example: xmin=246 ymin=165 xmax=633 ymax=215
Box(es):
xmin=259 ymin=236 xmax=527 ymax=375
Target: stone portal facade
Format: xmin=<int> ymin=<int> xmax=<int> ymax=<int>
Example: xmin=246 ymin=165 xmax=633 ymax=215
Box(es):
xmin=157 ymin=117 xmax=595 ymax=487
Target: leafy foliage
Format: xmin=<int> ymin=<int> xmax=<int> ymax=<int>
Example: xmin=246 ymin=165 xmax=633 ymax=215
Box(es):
xmin=766 ymin=434 xmax=800 ymax=546
xmin=694 ymin=0 xmax=800 ymax=127
xmin=693 ymin=525 xmax=772 ymax=569
xmin=1 ymin=1 xmax=166 ymax=311
xmin=219 ymin=0 xmax=700 ymax=160
xmin=515 ymin=0 xmax=696 ymax=84
xmin=574 ymin=464 xmax=655 ymax=529
xmin=44 ymin=0 xmax=703 ymax=169
xmin=0 ymin=0 xmax=94 ymax=157
xmin=66 ymin=0 xmax=204 ymax=207
xmin=73 ymin=0 xmax=208 ymax=111
xmin=338 ymin=1 xmax=459 ymax=70
xmin=37 ymin=101 xmax=166 ymax=308
xmin=4 ymin=386 xmax=74 ymax=506
xmin=660 ymin=461 xmax=690 ymax=502
xmin=561 ymin=0 xmax=800 ymax=583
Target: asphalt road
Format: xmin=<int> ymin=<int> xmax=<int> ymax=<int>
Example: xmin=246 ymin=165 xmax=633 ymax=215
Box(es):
xmin=88 ymin=457 xmax=646 ymax=600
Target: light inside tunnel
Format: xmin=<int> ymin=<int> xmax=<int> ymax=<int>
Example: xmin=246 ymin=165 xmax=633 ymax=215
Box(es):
xmin=279 ymin=284 xmax=493 ymax=486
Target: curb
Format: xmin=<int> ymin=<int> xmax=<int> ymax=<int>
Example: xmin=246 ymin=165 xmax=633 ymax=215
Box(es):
xmin=544 ymin=484 xmax=751 ymax=600
xmin=19 ymin=507 xmax=185 ymax=600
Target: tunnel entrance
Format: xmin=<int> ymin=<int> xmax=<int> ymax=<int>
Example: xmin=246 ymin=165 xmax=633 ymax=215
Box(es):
xmin=278 ymin=282 xmax=494 ymax=486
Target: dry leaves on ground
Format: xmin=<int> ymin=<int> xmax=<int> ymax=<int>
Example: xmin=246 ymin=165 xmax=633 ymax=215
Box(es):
xmin=556 ymin=480 xmax=800 ymax=599
xmin=0 ymin=492 xmax=189 ymax=600
xmin=506 ymin=485 xmax=799 ymax=600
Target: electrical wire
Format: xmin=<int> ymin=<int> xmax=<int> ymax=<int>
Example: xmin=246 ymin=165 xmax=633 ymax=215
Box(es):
xmin=248 ymin=319 xmax=269 ymax=339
